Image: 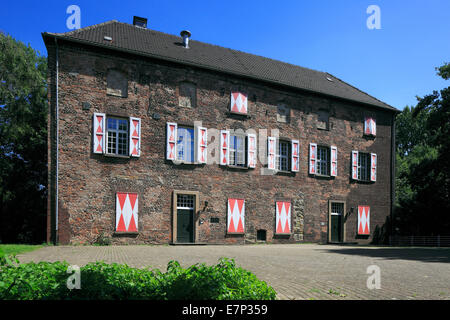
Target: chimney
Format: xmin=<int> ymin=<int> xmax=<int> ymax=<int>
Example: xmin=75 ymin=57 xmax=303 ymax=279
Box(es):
xmin=133 ymin=16 xmax=147 ymax=28
xmin=180 ymin=30 xmax=191 ymax=48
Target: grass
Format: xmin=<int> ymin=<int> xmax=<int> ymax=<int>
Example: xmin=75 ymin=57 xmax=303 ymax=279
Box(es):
xmin=0 ymin=244 xmax=44 ymax=256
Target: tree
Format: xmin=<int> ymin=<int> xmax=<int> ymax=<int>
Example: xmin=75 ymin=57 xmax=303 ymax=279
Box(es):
xmin=394 ymin=63 xmax=450 ymax=236
xmin=0 ymin=33 xmax=47 ymax=243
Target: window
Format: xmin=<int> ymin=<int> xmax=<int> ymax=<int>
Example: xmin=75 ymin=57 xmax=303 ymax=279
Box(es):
xmin=176 ymin=126 xmax=194 ymax=162
xmin=357 ymin=152 xmax=371 ymax=181
xmin=316 ymin=146 xmax=330 ymax=175
xmin=276 ymin=140 xmax=291 ymax=171
xmin=177 ymin=194 xmax=195 ymax=209
xmin=364 ymin=117 xmax=376 ymax=136
xmin=178 ymin=82 xmax=196 ymax=108
xmin=317 ymin=110 xmax=329 ymax=130
xmin=107 ymin=117 xmax=128 ymax=156
xmin=106 ymin=70 xmax=127 ymax=97
xmin=229 ymin=134 xmax=246 ymax=167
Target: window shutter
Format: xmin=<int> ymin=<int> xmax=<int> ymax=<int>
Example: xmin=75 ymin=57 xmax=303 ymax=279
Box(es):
xmin=275 ymin=201 xmax=291 ymax=234
xmin=220 ymin=130 xmax=230 ymax=165
xmin=352 ymin=150 xmax=359 ymax=180
xmin=230 ymin=92 xmax=248 ymax=114
xmin=227 ymin=198 xmax=245 ymax=234
xmin=196 ymin=126 xmax=207 ymax=164
xmin=357 ymin=206 xmax=370 ymax=235
xmin=330 ymin=146 xmax=337 ymax=177
xmin=309 ymin=143 xmax=317 ymax=174
xmin=129 ymin=117 xmax=141 ymax=157
xmin=291 ymin=140 xmax=299 ymax=172
xmin=247 ymin=134 xmax=257 ymax=168
xmin=93 ymin=113 xmax=105 ymax=154
xmin=267 ymin=137 xmax=276 ymax=170
xmin=370 ymin=153 xmax=377 ymax=181
xmin=364 ymin=117 xmax=376 ymax=136
xmin=116 ymin=192 xmax=138 ymax=232
xmin=166 ymin=122 xmax=177 ymax=160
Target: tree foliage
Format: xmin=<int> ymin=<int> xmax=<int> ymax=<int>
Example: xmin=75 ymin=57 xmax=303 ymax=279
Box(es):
xmin=0 ymin=33 xmax=47 ymax=243
xmin=395 ymin=63 xmax=450 ymax=235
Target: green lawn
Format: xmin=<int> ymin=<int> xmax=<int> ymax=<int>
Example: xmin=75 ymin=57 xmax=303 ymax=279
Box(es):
xmin=0 ymin=244 xmax=44 ymax=256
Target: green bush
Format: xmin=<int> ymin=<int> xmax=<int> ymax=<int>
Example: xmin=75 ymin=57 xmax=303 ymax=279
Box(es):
xmin=0 ymin=257 xmax=276 ymax=300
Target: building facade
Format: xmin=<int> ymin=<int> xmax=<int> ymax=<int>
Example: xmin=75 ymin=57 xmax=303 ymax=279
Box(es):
xmin=43 ymin=18 xmax=398 ymax=245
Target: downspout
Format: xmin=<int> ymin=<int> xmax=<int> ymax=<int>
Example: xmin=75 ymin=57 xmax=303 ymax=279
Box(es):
xmin=54 ymin=37 xmax=59 ymax=244
xmin=390 ymin=113 xmax=396 ymax=244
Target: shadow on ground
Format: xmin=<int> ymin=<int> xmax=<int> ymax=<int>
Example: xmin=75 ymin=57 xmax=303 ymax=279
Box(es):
xmin=318 ymin=246 xmax=450 ymax=263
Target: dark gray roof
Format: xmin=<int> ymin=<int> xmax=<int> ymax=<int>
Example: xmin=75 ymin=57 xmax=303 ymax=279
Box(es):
xmin=43 ymin=20 xmax=398 ymax=112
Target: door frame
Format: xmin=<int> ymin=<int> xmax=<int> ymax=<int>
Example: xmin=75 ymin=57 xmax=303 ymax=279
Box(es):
xmin=172 ymin=190 xmax=200 ymax=243
xmin=328 ymin=200 xmax=346 ymax=243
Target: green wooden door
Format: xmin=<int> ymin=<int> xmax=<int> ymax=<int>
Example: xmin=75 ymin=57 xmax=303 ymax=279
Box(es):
xmin=330 ymin=215 xmax=342 ymax=242
xmin=177 ymin=209 xmax=193 ymax=243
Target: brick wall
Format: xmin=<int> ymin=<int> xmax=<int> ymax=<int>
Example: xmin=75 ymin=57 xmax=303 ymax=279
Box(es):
xmin=47 ymin=40 xmax=395 ymax=245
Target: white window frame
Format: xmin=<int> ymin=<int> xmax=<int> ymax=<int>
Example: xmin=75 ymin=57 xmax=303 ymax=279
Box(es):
xmin=106 ymin=117 xmax=129 ymax=156
xmin=276 ymin=139 xmax=291 ymax=172
xmin=316 ymin=145 xmax=330 ymax=176
xmin=176 ymin=126 xmax=195 ymax=163
xmin=229 ymin=134 xmax=246 ymax=167
xmin=358 ymin=152 xmax=371 ymax=181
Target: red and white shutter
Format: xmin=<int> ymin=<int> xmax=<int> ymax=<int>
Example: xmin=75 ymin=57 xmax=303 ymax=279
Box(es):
xmin=166 ymin=122 xmax=177 ymax=160
xmin=227 ymin=198 xmax=245 ymax=234
xmin=220 ymin=130 xmax=230 ymax=165
xmin=291 ymin=140 xmax=299 ymax=172
xmin=330 ymin=146 xmax=337 ymax=177
xmin=364 ymin=117 xmax=376 ymax=136
xmin=247 ymin=134 xmax=257 ymax=168
xmin=357 ymin=206 xmax=370 ymax=235
xmin=275 ymin=201 xmax=291 ymax=234
xmin=116 ymin=192 xmax=138 ymax=232
xmin=129 ymin=117 xmax=141 ymax=157
xmin=370 ymin=153 xmax=377 ymax=182
xmin=267 ymin=137 xmax=276 ymax=170
xmin=230 ymin=92 xmax=248 ymax=114
xmin=93 ymin=113 xmax=105 ymax=154
xmin=371 ymin=118 xmax=376 ymax=135
xmin=309 ymin=143 xmax=317 ymax=174
xmin=196 ymin=126 xmax=207 ymax=164
xmin=352 ymin=150 xmax=359 ymax=180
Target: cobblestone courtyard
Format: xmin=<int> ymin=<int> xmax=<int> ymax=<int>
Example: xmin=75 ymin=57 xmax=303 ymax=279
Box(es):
xmin=17 ymin=244 xmax=450 ymax=300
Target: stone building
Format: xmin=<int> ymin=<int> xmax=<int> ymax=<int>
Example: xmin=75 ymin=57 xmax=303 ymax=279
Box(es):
xmin=42 ymin=17 xmax=399 ymax=245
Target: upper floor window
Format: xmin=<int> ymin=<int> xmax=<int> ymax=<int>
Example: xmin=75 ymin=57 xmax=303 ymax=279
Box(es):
xmin=106 ymin=70 xmax=128 ymax=97
xmin=229 ymin=134 xmax=246 ymax=167
xmin=230 ymin=91 xmax=248 ymax=115
xmin=364 ymin=116 xmax=376 ymax=136
xmin=178 ymin=82 xmax=196 ymax=108
xmin=351 ymin=151 xmax=377 ymax=182
xmin=357 ymin=152 xmax=371 ymax=181
xmin=107 ymin=117 xmax=129 ymax=156
xmin=316 ymin=146 xmax=330 ymax=175
xmin=166 ymin=123 xmax=207 ymax=164
xmin=176 ymin=126 xmax=195 ymax=162
xmin=317 ymin=110 xmax=329 ymax=130
xmin=93 ymin=113 xmax=140 ymax=157
xmin=276 ymin=140 xmax=291 ymax=172
xmin=309 ymin=143 xmax=337 ymax=177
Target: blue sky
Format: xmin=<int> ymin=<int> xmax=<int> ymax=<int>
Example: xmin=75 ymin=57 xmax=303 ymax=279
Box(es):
xmin=1 ymin=0 xmax=449 ymax=110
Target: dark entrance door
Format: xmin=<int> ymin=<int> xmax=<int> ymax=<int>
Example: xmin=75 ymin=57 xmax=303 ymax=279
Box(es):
xmin=330 ymin=202 xmax=344 ymax=243
xmin=330 ymin=215 xmax=342 ymax=242
xmin=177 ymin=208 xmax=194 ymax=243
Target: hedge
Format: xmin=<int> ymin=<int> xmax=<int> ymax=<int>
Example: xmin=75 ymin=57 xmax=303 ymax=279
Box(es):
xmin=0 ymin=255 xmax=276 ymax=300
